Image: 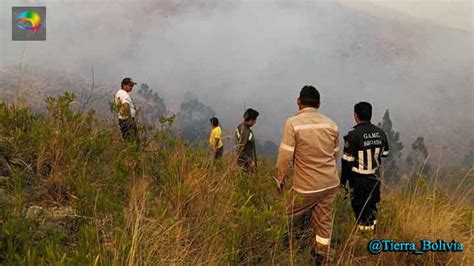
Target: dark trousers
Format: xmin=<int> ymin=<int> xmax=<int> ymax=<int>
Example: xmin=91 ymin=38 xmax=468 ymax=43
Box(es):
xmin=349 ymin=175 xmax=380 ymax=226
xmin=118 ymin=118 xmax=138 ymax=141
xmin=214 ymin=146 xmax=224 ymax=160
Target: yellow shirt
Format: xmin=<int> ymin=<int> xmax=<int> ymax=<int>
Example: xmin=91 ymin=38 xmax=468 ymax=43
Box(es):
xmin=210 ymin=126 xmax=223 ymax=149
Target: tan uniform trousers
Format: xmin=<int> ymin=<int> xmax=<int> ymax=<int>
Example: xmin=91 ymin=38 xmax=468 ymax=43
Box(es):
xmin=287 ymin=186 xmax=338 ymax=256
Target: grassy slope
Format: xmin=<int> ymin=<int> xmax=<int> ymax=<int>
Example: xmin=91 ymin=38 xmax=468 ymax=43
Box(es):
xmin=0 ymin=93 xmax=472 ymax=265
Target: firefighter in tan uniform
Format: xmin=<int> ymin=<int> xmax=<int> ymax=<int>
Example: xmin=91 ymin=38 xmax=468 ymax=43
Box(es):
xmin=276 ymin=85 xmax=339 ymax=265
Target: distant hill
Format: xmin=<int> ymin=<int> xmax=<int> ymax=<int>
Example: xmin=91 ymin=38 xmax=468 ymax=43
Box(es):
xmin=0 ymin=1 xmax=471 ymax=164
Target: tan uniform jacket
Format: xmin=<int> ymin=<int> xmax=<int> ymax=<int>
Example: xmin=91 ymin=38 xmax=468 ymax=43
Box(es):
xmin=276 ymin=108 xmax=340 ymax=193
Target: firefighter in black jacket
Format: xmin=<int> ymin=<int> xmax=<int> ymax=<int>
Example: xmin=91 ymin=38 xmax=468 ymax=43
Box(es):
xmin=341 ymin=102 xmax=389 ymax=231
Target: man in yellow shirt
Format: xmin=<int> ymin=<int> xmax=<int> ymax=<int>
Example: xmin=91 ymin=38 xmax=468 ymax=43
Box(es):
xmin=209 ymin=117 xmax=224 ymax=160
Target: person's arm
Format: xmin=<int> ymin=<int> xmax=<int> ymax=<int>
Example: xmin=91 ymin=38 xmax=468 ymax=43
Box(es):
xmin=381 ymin=131 xmax=390 ymax=158
xmin=341 ymin=133 xmax=356 ymax=187
xmin=209 ymin=130 xmax=216 ymax=152
xmin=214 ymin=137 xmax=220 ymax=152
xmin=120 ymin=102 xmax=131 ymax=118
xmin=238 ymin=125 xmax=251 ymax=163
xmin=334 ymin=126 xmax=340 ymax=159
xmin=276 ymin=120 xmax=296 ymax=187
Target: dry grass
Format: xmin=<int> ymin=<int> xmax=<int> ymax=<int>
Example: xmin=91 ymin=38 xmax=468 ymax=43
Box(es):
xmin=0 ymin=94 xmax=472 ymax=265
xmin=97 ymin=151 xmax=473 ymax=265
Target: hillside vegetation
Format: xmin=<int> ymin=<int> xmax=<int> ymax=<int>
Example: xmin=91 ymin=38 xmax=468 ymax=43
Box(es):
xmin=0 ymin=93 xmax=472 ymax=265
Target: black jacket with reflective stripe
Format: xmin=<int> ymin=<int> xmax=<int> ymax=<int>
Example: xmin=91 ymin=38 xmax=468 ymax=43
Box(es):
xmin=341 ymin=122 xmax=389 ymax=184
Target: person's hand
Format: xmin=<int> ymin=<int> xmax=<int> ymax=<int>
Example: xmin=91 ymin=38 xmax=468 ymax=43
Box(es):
xmin=340 ymin=182 xmax=346 ymax=191
xmin=248 ymin=161 xmax=256 ymax=172
xmin=274 ymin=176 xmax=284 ymax=195
xmin=340 ymin=183 xmax=349 ymax=199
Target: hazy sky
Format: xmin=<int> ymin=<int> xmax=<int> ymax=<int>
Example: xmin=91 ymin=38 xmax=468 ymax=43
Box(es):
xmin=340 ymin=0 xmax=472 ymax=32
xmin=1 ymin=0 xmax=472 ymax=161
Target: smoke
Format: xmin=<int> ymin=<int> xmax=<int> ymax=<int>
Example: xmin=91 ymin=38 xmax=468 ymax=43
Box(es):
xmin=0 ymin=0 xmax=472 ymax=162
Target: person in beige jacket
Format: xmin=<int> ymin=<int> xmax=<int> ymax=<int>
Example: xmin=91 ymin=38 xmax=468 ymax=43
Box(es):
xmin=276 ymin=85 xmax=339 ymax=265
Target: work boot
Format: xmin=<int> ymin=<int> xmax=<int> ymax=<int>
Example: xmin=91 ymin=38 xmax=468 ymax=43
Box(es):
xmin=357 ymin=224 xmax=375 ymax=232
xmin=356 ymin=223 xmax=375 ymax=240
xmin=357 ymin=219 xmax=376 ymax=233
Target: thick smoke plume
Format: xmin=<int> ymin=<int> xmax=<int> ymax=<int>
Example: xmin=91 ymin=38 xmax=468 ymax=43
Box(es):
xmin=0 ymin=0 xmax=472 ymax=163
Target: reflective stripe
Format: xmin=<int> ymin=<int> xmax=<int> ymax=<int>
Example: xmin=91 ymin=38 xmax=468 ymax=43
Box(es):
xmin=294 ymin=123 xmax=333 ymax=131
xmin=292 ymin=182 xmax=340 ymax=194
xmin=366 ymin=149 xmax=372 ymax=171
xmin=316 ymin=235 xmax=330 ymax=245
xmin=358 ymin=225 xmax=375 ymax=231
xmin=236 ymin=127 xmax=252 ymax=141
xmin=279 ymin=143 xmax=295 ymax=152
xmin=352 ymin=167 xmax=376 ymax=175
xmin=358 ymin=150 xmax=364 ymax=172
xmin=374 ymin=147 xmax=381 ymax=168
xmin=342 ymin=154 xmax=355 ymax=162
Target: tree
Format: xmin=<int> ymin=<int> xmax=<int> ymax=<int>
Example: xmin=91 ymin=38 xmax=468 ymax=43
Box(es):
xmin=378 ymin=109 xmax=403 ymax=183
xmin=405 ymin=136 xmax=431 ymax=177
xmin=463 ymin=140 xmax=474 ymax=166
xmin=176 ymin=95 xmax=215 ymax=143
xmin=255 ymin=140 xmax=278 ymax=160
xmin=137 ymin=83 xmax=167 ymax=124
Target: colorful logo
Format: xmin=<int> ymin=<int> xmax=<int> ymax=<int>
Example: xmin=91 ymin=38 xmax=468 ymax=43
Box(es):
xmin=16 ymin=10 xmax=42 ymax=35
